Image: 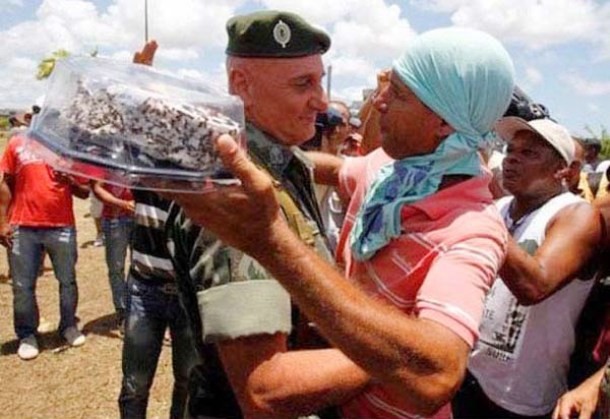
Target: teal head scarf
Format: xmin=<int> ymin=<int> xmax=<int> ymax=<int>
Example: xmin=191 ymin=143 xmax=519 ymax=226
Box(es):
xmin=350 ymin=27 xmax=515 ymax=261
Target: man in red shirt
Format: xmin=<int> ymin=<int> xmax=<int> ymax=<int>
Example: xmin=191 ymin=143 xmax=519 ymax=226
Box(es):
xmin=0 ymin=134 xmax=89 ymax=360
xmin=91 ymin=180 xmax=134 ymax=332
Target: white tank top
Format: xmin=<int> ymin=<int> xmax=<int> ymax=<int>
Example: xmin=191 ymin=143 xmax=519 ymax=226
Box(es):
xmin=468 ymin=192 xmax=595 ymax=416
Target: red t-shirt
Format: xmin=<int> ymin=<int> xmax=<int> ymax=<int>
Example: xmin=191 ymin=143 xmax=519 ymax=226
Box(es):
xmin=0 ymin=135 xmax=75 ymax=227
xmin=101 ymin=184 xmax=134 ymax=219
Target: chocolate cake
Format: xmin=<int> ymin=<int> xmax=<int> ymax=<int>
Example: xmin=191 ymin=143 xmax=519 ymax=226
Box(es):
xmin=61 ymin=81 xmax=241 ymax=171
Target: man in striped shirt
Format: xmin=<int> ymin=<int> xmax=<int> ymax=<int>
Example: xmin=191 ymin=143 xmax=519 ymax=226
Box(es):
xmin=117 ymin=42 xmax=199 ymax=419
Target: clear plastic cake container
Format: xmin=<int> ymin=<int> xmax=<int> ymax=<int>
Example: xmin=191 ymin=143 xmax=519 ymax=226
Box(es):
xmin=27 ymin=55 xmax=245 ymax=192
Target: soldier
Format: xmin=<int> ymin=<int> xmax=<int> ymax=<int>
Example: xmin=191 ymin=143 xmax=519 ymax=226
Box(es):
xmin=163 ymin=10 xmax=342 ymax=418
xmin=118 ymin=41 xmax=200 ymax=419
xmin=166 ymin=23 xmax=515 ymax=418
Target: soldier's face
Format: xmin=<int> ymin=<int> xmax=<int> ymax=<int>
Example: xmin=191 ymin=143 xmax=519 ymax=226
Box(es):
xmin=242 ymin=55 xmax=328 ymax=146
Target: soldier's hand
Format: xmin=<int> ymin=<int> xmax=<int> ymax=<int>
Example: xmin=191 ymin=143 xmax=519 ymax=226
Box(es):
xmin=161 ymin=134 xmax=283 ymax=257
xmin=133 ymin=40 xmax=158 ymax=66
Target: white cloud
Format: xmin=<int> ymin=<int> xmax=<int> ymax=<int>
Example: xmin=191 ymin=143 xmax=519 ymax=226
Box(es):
xmin=332 ymin=84 xmax=371 ymax=104
xmin=104 ymin=0 xmax=239 ymax=49
xmin=175 ymin=67 xmax=229 ymax=94
xmin=108 ymin=50 xmax=134 ymax=62
xmin=0 ymin=0 xmax=246 ymax=108
xmin=324 ymin=55 xmax=376 ymax=80
xmin=156 ymin=48 xmax=200 ymax=62
xmin=588 ymin=103 xmax=600 ymax=113
xmin=259 ymin=0 xmax=415 ymax=94
xmin=0 ymin=57 xmax=46 ymax=110
xmin=522 ymin=66 xmax=543 ymax=90
xmin=562 ymin=74 xmax=610 ymax=96
xmin=416 ymin=0 xmax=610 ymax=51
xmin=525 ymin=67 xmax=542 ymax=85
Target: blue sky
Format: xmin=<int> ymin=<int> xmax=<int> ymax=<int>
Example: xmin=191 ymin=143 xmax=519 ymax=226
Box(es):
xmin=2 ymin=0 xmax=610 ymax=137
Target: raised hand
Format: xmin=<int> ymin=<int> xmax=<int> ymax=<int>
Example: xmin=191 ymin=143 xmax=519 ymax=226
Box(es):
xmin=133 ymin=40 xmax=158 ymax=66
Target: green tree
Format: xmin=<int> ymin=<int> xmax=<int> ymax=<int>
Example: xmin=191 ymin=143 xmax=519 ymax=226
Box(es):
xmin=36 ymin=48 xmax=98 ymax=80
xmin=36 ymin=49 xmax=71 ymax=80
xmin=0 ymin=116 xmax=9 ymax=130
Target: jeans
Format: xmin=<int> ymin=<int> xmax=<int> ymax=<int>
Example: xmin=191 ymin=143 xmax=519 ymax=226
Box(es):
xmin=9 ymin=226 xmax=78 ymax=339
xmin=119 ymin=276 xmax=200 ymax=419
xmin=102 ymin=217 xmax=133 ymax=315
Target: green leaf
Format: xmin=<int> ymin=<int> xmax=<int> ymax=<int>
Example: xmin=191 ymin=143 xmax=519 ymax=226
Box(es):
xmin=35 ymin=49 xmax=71 ymax=80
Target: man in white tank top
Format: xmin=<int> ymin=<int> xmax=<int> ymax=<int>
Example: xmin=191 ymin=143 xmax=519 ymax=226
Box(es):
xmin=453 ymin=117 xmax=605 ymax=418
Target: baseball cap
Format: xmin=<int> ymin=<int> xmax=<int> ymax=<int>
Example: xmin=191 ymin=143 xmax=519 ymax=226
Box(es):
xmin=495 ymin=117 xmax=575 ymax=164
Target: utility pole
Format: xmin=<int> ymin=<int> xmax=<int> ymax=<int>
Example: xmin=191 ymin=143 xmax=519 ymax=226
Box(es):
xmin=326 ymin=65 xmax=332 ymax=101
xmin=144 ymin=0 xmax=149 ymax=43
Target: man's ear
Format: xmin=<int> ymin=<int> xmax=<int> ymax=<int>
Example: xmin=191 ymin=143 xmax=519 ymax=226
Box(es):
xmin=229 ymin=68 xmax=252 ymax=107
xmin=554 ymin=162 xmax=572 ymax=182
xmin=436 ymin=119 xmax=455 ymax=140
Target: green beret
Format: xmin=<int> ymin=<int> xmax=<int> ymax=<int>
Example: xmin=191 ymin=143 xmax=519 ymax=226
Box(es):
xmin=226 ymin=10 xmax=331 ymax=58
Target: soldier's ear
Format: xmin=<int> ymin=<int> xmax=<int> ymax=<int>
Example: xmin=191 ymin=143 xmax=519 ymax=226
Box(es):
xmin=229 ymin=67 xmax=253 ymax=107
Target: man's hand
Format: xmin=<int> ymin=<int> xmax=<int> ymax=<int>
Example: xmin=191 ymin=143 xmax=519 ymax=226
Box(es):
xmin=161 ymin=134 xmax=283 ymax=257
xmin=552 ymin=365 xmax=603 ymax=419
xmin=122 ymin=200 xmax=136 ymax=214
xmin=0 ymin=224 xmax=13 ymax=249
xmin=133 ymin=40 xmax=158 ymax=66
xmin=52 ymin=170 xmax=76 ymax=185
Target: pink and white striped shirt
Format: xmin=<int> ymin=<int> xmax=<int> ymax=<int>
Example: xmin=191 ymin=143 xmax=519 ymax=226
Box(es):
xmin=336 ymin=148 xmax=507 ymax=419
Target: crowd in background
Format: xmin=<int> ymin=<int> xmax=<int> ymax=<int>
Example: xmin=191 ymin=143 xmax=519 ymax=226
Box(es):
xmin=2 ymin=9 xmax=610 ymax=419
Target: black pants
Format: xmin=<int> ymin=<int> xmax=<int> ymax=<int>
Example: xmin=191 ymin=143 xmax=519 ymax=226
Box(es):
xmin=452 ymin=370 xmax=552 ymax=419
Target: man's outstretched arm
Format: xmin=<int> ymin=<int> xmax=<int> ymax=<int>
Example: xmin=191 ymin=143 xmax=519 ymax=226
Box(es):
xmin=499 ymin=203 xmax=602 ymax=305
xmin=217 ymin=333 xmax=370 ymax=418
xmin=166 ymin=135 xmax=470 ymax=416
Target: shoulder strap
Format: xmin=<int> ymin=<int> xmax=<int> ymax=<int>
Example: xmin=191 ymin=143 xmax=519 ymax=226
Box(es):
xmin=253 ymin=162 xmax=316 ymax=247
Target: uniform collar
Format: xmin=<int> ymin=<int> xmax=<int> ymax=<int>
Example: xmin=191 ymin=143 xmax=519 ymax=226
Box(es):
xmin=246 ymin=123 xmax=313 ymax=178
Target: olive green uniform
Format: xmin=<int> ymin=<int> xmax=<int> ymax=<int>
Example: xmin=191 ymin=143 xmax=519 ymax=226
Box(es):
xmin=165 ymin=9 xmax=334 ymax=417
xmin=165 ymin=123 xmax=334 ymax=417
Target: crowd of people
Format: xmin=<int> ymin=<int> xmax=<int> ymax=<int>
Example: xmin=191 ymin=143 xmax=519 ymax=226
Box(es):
xmin=1 ymin=8 xmax=610 ymax=419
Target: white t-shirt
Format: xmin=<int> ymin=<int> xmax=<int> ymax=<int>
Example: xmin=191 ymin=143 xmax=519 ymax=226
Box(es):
xmin=468 ymin=192 xmax=595 ymax=416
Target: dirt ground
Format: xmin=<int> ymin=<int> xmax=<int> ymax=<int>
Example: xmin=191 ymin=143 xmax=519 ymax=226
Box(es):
xmin=0 ymin=134 xmax=175 ymax=419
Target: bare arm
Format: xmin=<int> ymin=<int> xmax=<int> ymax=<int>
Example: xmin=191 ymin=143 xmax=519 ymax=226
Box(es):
xmin=250 ymin=220 xmax=469 ymax=415
xmin=166 ymin=136 xmax=470 ymax=416
xmin=91 ymin=181 xmax=134 ymax=213
xmin=218 ymin=334 xmax=370 ymax=418
xmin=552 ymin=362 xmax=606 ymax=419
xmin=500 ymin=202 xmax=602 ymax=305
xmin=305 ymin=151 xmax=343 ymax=187
xmin=0 ymin=176 xmax=13 ymax=248
xmin=69 ymin=179 xmax=90 ymax=199
xmin=594 ymin=192 xmax=610 ymax=211
xmin=53 ymin=171 xmax=89 ymax=199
